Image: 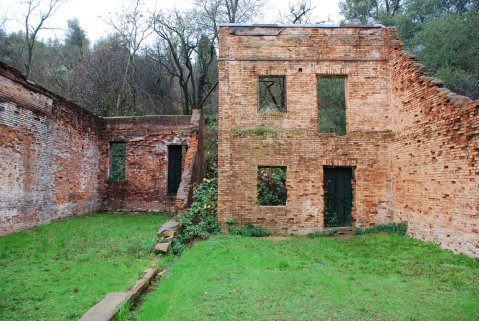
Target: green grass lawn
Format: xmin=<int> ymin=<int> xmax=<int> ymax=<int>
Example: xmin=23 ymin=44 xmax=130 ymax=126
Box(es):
xmin=137 ymin=234 xmax=479 ymax=321
xmin=0 ymin=212 xmax=167 ymax=321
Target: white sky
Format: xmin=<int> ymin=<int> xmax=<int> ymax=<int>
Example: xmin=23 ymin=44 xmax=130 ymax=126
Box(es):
xmin=0 ymin=0 xmax=341 ymax=43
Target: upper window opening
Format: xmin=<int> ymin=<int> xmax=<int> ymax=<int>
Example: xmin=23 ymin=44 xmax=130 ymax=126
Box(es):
xmin=258 ymin=76 xmax=286 ymax=113
xmin=317 ymin=76 xmax=346 ymax=136
xmin=109 ymin=142 xmax=126 ymax=182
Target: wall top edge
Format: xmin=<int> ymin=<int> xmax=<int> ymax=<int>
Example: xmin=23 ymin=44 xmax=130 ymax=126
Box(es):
xmin=218 ymin=23 xmax=385 ymax=28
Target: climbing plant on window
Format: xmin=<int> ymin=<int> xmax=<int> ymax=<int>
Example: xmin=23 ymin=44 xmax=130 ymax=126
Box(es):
xmin=110 ymin=142 xmax=126 ymax=182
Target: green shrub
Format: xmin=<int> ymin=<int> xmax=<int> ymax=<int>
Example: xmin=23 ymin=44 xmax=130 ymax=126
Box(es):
xmin=204 ymin=114 xmax=218 ymax=179
xmin=110 ymin=142 xmax=126 ymax=182
xmin=307 ymin=229 xmax=338 ymax=238
xmin=226 ymin=220 xmax=271 ymax=237
xmin=354 ymin=222 xmax=408 ymax=236
xmin=172 ymin=178 xmax=220 ymax=254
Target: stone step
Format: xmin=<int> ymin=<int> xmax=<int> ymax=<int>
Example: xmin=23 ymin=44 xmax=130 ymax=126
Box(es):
xmin=334 ymin=227 xmax=354 ymax=236
xmin=153 ymin=241 xmax=171 ymax=254
xmin=157 ymin=220 xmax=179 ymax=238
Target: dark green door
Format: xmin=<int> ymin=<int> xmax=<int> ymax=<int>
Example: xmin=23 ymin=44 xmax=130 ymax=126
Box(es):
xmin=167 ymin=146 xmax=183 ymax=195
xmin=324 ymin=167 xmax=353 ymax=227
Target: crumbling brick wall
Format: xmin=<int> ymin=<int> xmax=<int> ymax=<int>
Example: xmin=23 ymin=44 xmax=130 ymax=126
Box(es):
xmin=218 ymin=26 xmax=395 ymax=234
xmin=388 ymin=29 xmax=479 ymax=257
xmin=175 ymin=109 xmax=205 ymax=211
xmin=0 ymin=62 xmax=204 ymax=235
xmin=0 ymin=63 xmax=102 ymax=234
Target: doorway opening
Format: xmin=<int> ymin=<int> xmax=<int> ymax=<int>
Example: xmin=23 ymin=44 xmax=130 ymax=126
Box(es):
xmin=167 ymin=145 xmax=187 ymax=196
xmin=323 ymin=167 xmax=353 ymax=227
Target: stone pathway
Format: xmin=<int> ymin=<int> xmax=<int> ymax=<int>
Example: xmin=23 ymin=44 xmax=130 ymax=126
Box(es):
xmin=79 ymin=268 xmax=159 ymax=321
xmin=79 ymin=220 xmax=179 ymax=321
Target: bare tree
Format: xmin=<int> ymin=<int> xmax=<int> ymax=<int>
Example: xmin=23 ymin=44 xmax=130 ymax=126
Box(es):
xmin=193 ymin=0 xmax=265 ymax=108
xmin=151 ymin=0 xmax=264 ymax=115
xmin=278 ymin=0 xmax=316 ymax=24
xmin=194 ymin=0 xmax=222 ymax=43
xmin=195 ymin=0 xmax=264 ymax=38
xmin=21 ymin=0 xmax=65 ymax=78
xmin=0 ymin=15 xmax=7 ymax=31
xmin=107 ymin=0 xmax=153 ymax=114
xmin=223 ymin=0 xmax=264 ymax=23
xmin=152 ymin=10 xmax=199 ymax=115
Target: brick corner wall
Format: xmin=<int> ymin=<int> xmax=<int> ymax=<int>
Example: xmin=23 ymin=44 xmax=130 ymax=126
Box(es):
xmin=0 ymin=62 xmax=204 ymax=234
xmin=218 ymin=25 xmax=479 ymax=257
xmin=100 ymin=111 xmax=204 ymax=213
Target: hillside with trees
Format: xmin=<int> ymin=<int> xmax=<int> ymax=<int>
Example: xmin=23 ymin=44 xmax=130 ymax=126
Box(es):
xmin=0 ymin=0 xmax=477 ymax=118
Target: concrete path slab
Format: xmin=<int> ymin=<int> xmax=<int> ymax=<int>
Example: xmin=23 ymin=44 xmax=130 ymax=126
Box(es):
xmin=78 ymin=292 xmax=128 ymax=321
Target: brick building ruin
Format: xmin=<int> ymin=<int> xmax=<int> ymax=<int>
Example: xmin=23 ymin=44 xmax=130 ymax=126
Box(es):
xmin=217 ymin=24 xmax=479 ymax=257
xmin=0 ymin=62 xmax=204 ymax=235
xmin=1 ymin=23 xmax=478 ymax=258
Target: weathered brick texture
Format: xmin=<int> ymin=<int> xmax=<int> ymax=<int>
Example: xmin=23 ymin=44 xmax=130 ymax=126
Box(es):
xmin=218 ymin=25 xmax=479 ymax=257
xmin=388 ymin=29 xmax=479 ymax=257
xmin=218 ymin=26 xmax=394 ymax=234
xmin=0 ymin=64 xmax=102 ymax=234
xmin=0 ymin=62 xmax=204 ymax=235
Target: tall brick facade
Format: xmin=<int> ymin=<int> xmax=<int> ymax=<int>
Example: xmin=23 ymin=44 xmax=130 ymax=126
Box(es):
xmin=218 ymin=25 xmax=479 ymax=257
xmin=0 ymin=62 xmax=204 ymax=235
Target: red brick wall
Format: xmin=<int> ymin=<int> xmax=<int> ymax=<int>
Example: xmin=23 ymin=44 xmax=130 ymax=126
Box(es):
xmin=388 ymin=29 xmax=479 ymax=257
xmin=0 ymin=64 xmax=102 ymax=234
xmin=219 ymin=131 xmax=394 ymax=233
xmin=218 ymin=26 xmax=395 ymax=234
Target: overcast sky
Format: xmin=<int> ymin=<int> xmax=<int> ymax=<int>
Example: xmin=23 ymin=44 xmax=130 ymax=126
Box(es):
xmin=0 ymin=0 xmax=341 ymax=43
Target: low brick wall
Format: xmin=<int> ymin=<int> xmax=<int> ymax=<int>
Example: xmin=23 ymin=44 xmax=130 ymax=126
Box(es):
xmin=100 ymin=112 xmax=204 ymax=213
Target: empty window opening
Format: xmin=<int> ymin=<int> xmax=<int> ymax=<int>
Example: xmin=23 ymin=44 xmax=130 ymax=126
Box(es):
xmin=257 ymin=166 xmax=287 ymax=206
xmin=168 ymin=145 xmax=187 ymax=196
xmin=258 ymin=76 xmax=286 ymax=113
xmin=323 ymin=167 xmax=353 ymax=227
xmin=109 ymin=142 xmax=126 ymax=182
xmin=317 ymin=76 xmax=346 ymax=135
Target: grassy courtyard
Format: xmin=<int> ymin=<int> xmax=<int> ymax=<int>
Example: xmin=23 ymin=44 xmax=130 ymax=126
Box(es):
xmin=137 ymin=234 xmax=479 ymax=321
xmin=0 ymin=213 xmax=167 ymax=321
